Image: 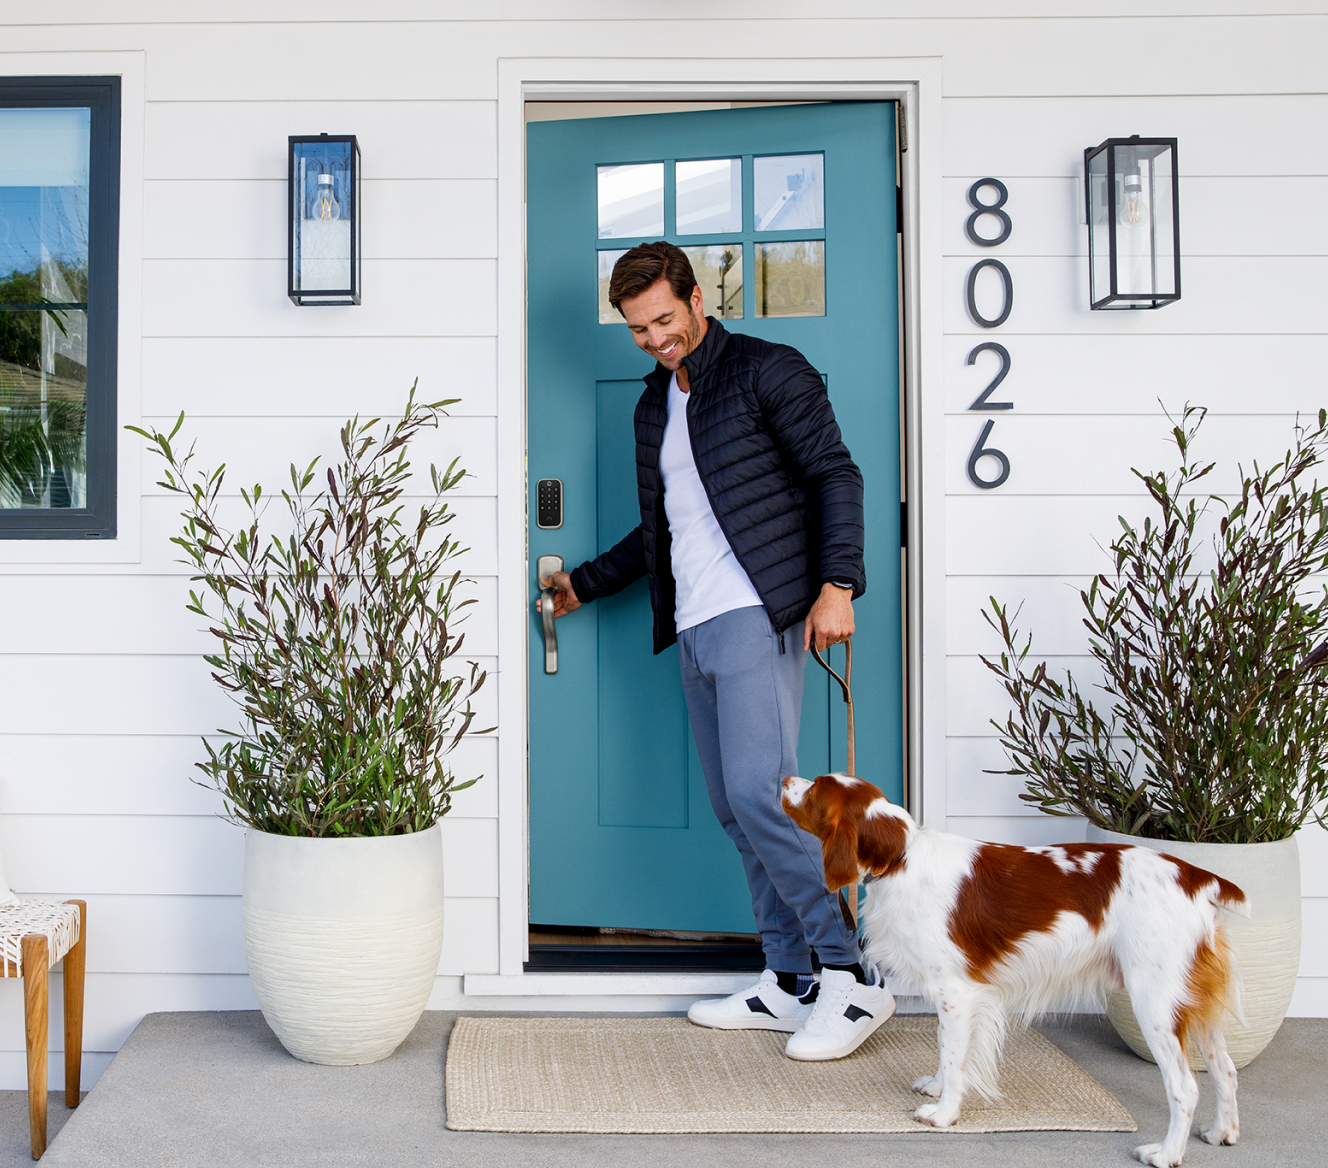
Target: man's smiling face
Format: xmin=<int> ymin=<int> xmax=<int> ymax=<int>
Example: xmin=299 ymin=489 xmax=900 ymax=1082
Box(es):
xmin=618 ymin=279 xmax=707 ymax=372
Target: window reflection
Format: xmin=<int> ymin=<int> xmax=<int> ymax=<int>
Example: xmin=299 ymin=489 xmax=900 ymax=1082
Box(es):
xmin=597 ymin=163 xmax=664 ymax=240
xmin=754 ymin=154 xmax=824 ymax=232
xmin=676 ymin=158 xmax=741 ymax=235
xmin=681 ymin=245 xmax=743 ymax=320
xmin=597 ymin=249 xmax=629 ymax=323
xmin=755 ymin=241 xmax=825 ymax=318
xmin=0 ymin=107 xmax=91 ymax=510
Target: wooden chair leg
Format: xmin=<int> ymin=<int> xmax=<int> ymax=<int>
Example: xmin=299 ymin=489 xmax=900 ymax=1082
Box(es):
xmin=63 ymin=901 xmax=86 ymax=1109
xmin=22 ymin=933 xmax=49 ymax=1161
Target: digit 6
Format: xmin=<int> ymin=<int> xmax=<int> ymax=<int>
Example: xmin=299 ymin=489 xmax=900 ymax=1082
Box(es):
xmin=966 ymin=419 xmax=1010 ymax=490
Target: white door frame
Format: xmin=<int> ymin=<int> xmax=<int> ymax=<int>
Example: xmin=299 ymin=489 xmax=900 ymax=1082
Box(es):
xmin=494 ymin=57 xmax=946 ymax=978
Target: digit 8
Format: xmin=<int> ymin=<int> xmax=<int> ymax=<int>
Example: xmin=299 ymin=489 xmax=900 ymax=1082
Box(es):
xmin=965 ymin=178 xmax=1011 ymax=248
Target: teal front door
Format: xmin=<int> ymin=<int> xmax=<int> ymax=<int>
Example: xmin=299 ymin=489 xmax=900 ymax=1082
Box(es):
xmin=527 ymin=102 xmax=901 ymax=934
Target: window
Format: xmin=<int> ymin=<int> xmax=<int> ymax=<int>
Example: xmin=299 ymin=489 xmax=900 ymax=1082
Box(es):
xmin=0 ymin=77 xmax=119 ymax=539
xmin=595 ymin=152 xmax=825 ymax=324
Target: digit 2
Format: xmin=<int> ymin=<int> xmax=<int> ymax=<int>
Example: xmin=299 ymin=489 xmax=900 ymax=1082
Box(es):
xmin=966 ymin=342 xmax=1013 ymax=411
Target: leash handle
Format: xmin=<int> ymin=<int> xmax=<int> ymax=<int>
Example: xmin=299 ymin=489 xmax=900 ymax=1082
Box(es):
xmin=810 ymin=639 xmax=854 ymax=777
xmin=812 ymin=639 xmax=858 ymax=928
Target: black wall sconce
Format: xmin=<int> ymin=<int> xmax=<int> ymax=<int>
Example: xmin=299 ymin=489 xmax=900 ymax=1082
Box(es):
xmin=289 ymin=134 xmax=360 ymax=305
xmin=1084 ymin=135 xmax=1179 ymax=310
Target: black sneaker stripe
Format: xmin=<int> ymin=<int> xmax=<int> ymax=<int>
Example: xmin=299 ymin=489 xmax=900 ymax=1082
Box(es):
xmin=843 ymin=1004 xmax=873 ymax=1022
xmin=746 ymin=996 xmax=778 ymax=1019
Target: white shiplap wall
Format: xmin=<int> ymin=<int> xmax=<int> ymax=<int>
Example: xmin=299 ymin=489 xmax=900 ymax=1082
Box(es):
xmin=0 ymin=2 xmax=1324 ymax=1088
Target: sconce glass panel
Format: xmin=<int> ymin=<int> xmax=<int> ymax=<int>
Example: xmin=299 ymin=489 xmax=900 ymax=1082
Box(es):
xmin=289 ymin=135 xmax=360 ymax=305
xmin=1084 ymin=136 xmax=1179 ymax=310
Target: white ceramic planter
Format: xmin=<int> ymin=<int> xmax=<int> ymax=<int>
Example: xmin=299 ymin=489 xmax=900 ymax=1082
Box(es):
xmin=1085 ymin=826 xmax=1301 ymax=1071
xmin=242 ymin=824 xmax=445 ymax=1066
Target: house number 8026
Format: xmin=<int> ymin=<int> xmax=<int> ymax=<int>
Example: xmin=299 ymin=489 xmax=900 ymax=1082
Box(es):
xmin=965 ymin=179 xmax=1014 ymax=490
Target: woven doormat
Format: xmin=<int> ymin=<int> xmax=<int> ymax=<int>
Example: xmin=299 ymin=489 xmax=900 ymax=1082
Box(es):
xmin=445 ymin=1015 xmax=1136 ymax=1134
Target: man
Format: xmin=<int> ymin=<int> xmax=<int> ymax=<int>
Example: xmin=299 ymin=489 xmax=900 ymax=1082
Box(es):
xmin=540 ymin=241 xmax=893 ymax=1061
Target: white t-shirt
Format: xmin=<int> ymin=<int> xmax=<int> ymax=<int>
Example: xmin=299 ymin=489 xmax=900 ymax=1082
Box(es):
xmin=660 ymin=372 xmax=763 ymax=632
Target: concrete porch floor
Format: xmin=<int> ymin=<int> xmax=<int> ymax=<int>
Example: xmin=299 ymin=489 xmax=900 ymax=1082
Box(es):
xmin=3 ymin=1012 xmax=1323 ymax=1168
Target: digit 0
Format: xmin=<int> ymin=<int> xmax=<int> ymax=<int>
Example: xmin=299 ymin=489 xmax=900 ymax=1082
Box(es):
xmin=965 ymin=178 xmax=1011 ymax=247
xmin=966 ymin=259 xmax=1013 ymax=329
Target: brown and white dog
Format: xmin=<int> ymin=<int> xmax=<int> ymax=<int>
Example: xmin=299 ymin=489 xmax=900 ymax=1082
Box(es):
xmin=781 ymin=773 xmax=1249 ymax=1167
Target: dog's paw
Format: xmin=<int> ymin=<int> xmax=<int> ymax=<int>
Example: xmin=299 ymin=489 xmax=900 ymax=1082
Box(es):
xmin=1200 ymin=1123 xmax=1239 ymax=1147
xmin=1132 ymin=1143 xmax=1182 ymax=1167
xmin=911 ymin=1075 xmax=942 ymax=1098
xmin=913 ymin=1102 xmax=959 ymax=1128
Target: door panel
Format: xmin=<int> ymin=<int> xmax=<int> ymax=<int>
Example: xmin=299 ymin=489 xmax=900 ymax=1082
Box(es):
xmin=528 ymin=103 xmax=900 ymax=934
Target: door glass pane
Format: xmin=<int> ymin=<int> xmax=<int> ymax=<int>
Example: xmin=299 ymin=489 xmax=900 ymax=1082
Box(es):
xmin=675 ymin=158 xmax=741 ymax=235
xmin=597 ymin=163 xmax=664 ymax=239
xmin=755 ymin=241 xmax=825 ymax=318
xmin=681 ymin=245 xmax=743 ymax=320
xmin=0 ymin=107 xmax=91 ymax=511
xmin=597 ymin=249 xmax=629 ymax=323
xmin=754 ymin=153 xmax=824 ymax=232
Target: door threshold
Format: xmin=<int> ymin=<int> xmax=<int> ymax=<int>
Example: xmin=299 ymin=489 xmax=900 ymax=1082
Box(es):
xmin=527 ymin=942 xmax=764 ymax=973
xmin=463 ymin=970 xmax=759 ymax=997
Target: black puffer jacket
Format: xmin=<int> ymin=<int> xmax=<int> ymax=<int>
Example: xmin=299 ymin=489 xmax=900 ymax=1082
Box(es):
xmin=569 ymin=318 xmax=865 ymax=655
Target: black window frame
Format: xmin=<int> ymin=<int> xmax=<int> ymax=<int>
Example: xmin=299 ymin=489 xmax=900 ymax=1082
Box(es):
xmin=0 ymin=75 xmax=120 ymax=540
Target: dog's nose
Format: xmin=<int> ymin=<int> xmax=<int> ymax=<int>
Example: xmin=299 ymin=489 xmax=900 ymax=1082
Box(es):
xmin=781 ymin=776 xmax=812 ymax=804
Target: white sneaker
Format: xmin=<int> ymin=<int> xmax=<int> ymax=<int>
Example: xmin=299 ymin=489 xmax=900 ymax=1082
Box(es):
xmin=687 ymin=970 xmax=817 ymax=1032
xmin=784 ymin=966 xmax=895 ymax=1060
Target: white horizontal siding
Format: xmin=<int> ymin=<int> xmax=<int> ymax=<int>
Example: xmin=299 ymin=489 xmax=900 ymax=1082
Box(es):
xmin=0 ymin=654 xmax=496 ymax=737
xmin=941 ymin=334 xmax=1328 ymax=417
xmin=947 ymin=256 xmax=1325 ymax=335
xmin=144 ymin=179 xmax=497 ymax=261
xmin=943 ymin=413 xmax=1319 ymax=497
xmin=0 ymin=575 xmax=497 ymax=657
xmin=143 ymin=101 xmax=497 ymax=180
xmin=0 ymin=734 xmax=495 ymax=818
xmin=142 ymin=337 xmax=498 ymax=417
xmin=135 ymin=496 xmax=499 ymax=574
xmin=5 ymin=11 xmax=1325 ymax=103
xmin=944 ymin=176 xmax=1328 ymax=259
xmin=136 ymin=414 xmax=498 ymax=498
xmin=943 ymin=94 xmax=1328 ymax=177
xmin=141 ymin=258 xmax=496 ymax=337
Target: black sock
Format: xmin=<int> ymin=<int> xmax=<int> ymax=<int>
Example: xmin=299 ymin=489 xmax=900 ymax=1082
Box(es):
xmin=822 ymin=961 xmax=868 ymax=985
xmin=774 ymin=970 xmax=802 ymax=995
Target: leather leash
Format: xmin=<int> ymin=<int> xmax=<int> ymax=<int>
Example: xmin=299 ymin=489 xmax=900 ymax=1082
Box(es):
xmin=810 ymin=638 xmax=858 ymax=926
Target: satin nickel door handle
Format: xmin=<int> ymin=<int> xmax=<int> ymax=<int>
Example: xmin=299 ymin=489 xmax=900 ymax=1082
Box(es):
xmin=536 ymin=554 xmax=564 ymax=675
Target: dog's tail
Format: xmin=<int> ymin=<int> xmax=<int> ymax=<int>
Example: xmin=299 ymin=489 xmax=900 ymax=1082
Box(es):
xmin=1204 ymin=873 xmax=1251 ymax=919
xmin=963 ymin=995 xmax=1009 ymax=1103
xmin=1176 ymin=924 xmax=1245 ymax=1049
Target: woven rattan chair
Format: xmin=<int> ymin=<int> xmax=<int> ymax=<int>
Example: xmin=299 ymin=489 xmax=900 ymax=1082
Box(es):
xmin=1 ymin=898 xmax=86 ymax=1160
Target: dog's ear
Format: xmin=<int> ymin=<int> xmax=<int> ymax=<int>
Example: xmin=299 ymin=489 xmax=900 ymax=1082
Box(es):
xmin=821 ymin=818 xmax=860 ymax=891
xmin=857 ymin=811 xmax=910 ymax=879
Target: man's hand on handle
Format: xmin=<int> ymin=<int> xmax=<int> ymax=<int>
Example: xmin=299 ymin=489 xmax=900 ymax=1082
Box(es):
xmin=804 ymin=582 xmax=854 ymax=652
xmin=537 ymin=571 xmax=582 ymax=618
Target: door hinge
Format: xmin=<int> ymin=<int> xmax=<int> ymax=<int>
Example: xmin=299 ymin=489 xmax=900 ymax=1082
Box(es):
xmin=900 ymin=501 xmax=908 ymax=548
xmin=897 ymin=102 xmax=908 ymax=153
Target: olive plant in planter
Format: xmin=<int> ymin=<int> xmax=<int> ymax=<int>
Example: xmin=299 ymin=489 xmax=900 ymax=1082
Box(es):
xmin=130 ymin=390 xmax=487 ymax=1065
xmin=984 ymin=407 xmax=1328 ymax=1069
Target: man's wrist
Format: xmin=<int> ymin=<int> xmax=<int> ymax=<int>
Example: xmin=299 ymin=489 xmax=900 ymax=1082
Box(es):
xmin=825 ymin=580 xmax=854 ymax=594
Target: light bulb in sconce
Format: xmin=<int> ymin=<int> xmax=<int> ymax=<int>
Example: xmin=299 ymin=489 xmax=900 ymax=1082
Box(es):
xmin=309 ymin=172 xmax=341 ymax=221
xmin=1119 ymin=158 xmax=1148 ymax=228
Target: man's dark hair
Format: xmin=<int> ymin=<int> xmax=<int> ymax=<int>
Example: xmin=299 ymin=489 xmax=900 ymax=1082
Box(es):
xmin=608 ymin=241 xmax=698 ymax=314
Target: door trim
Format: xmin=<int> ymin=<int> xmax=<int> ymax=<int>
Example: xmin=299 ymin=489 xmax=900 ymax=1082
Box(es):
xmin=496 ymin=58 xmax=946 ymax=978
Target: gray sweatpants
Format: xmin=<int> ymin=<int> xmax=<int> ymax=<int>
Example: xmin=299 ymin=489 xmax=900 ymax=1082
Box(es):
xmin=677 ymin=605 xmax=862 ymax=973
